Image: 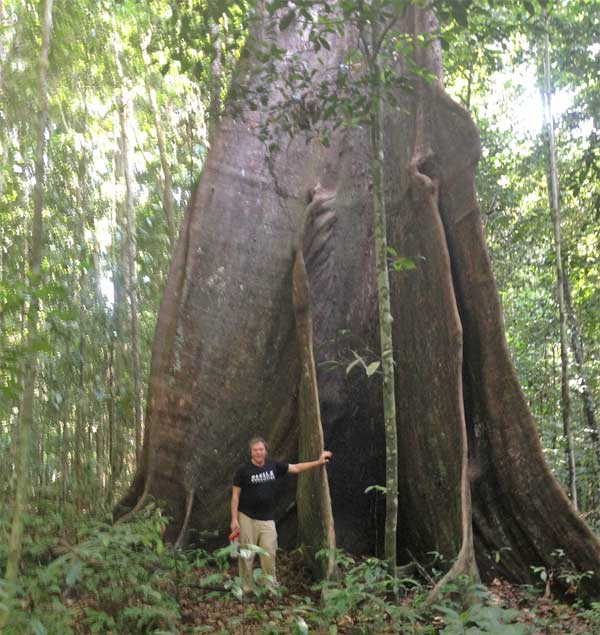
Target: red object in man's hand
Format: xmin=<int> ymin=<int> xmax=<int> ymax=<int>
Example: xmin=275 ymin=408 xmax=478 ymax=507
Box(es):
xmin=229 ymin=528 xmax=240 ymax=542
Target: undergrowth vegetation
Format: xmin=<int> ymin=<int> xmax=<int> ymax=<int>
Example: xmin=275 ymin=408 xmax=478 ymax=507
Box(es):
xmin=0 ymin=506 xmax=180 ymax=634
xmin=1 ymin=506 xmax=596 ymax=634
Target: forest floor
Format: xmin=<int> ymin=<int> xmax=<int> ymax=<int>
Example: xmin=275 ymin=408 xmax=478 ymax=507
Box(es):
xmin=4 ymin=509 xmax=599 ymax=635
xmin=176 ymin=551 xmax=599 ymax=635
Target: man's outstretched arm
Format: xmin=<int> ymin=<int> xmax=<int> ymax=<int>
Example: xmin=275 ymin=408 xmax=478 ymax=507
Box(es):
xmin=288 ymin=451 xmax=332 ymax=474
xmin=231 ymin=485 xmax=241 ymax=532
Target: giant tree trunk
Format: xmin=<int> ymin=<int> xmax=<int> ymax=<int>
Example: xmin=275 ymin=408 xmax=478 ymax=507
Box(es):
xmin=120 ymin=5 xmax=600 ymax=592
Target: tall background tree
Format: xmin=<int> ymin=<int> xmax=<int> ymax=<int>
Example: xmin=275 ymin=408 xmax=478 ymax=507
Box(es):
xmin=0 ymin=0 xmax=224 ymax=567
xmin=3 ymin=0 xmax=54 ymax=599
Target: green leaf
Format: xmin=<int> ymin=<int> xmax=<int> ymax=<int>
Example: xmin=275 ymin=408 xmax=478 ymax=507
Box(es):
xmin=392 ymin=257 xmax=417 ymax=272
xmin=35 ymin=282 xmax=68 ymax=300
xmin=242 ymin=543 xmax=269 ymax=556
xmin=366 ymin=361 xmax=380 ymax=377
xmin=66 ymin=559 xmax=82 ymax=586
xmin=31 ymin=618 xmax=47 ymax=635
xmin=201 ymin=572 xmax=225 ymax=587
xmin=232 ymin=584 xmax=243 ymax=600
xmin=294 ymin=617 xmax=309 ymax=635
xmin=319 ymin=37 xmax=331 ymax=51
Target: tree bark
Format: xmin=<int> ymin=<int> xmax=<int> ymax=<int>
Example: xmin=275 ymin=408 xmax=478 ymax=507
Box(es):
xmin=293 ymin=186 xmax=337 ymax=579
xmin=119 ymin=3 xmax=600 ymax=594
xmin=434 ymin=81 xmax=596 ymax=593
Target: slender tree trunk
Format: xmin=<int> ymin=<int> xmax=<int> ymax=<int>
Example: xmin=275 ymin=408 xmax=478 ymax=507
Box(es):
xmin=96 ymin=413 xmax=104 ymax=498
xmin=75 ymin=254 xmax=85 ymax=509
xmin=120 ymin=97 xmax=143 ymax=468
xmin=113 ymin=28 xmax=143 ymax=469
xmin=186 ymin=113 xmax=195 ymax=196
xmin=115 ymin=86 xmax=143 ymax=468
xmin=0 ymin=0 xmax=4 ymax=96
xmin=3 ymin=0 xmax=53 ymax=593
xmin=61 ymin=414 xmax=68 ymax=506
xmin=465 ymin=61 xmax=474 ymax=111
xmin=367 ymin=31 xmax=398 ymax=573
xmin=563 ymin=277 xmax=600 ymax=497
xmin=541 ymin=12 xmax=577 ymax=508
xmin=76 ymin=132 xmax=91 ymax=506
xmin=141 ymin=41 xmax=177 ymax=247
xmin=37 ymin=413 xmax=45 ymax=492
xmin=109 ymin=145 xmax=129 ymax=496
xmin=106 ymin=341 xmax=115 ymax=504
xmin=91 ymin=237 xmax=109 ymax=496
xmin=73 ymin=194 xmax=87 ymax=509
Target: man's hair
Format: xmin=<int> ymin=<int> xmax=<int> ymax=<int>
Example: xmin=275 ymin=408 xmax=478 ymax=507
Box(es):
xmin=248 ymin=436 xmax=267 ymax=450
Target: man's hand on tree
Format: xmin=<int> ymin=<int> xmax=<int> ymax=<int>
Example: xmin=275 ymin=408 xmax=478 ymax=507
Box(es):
xmin=319 ymin=451 xmax=332 ymax=465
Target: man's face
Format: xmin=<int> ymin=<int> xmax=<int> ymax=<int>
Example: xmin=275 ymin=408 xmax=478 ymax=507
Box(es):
xmin=250 ymin=442 xmax=266 ymax=466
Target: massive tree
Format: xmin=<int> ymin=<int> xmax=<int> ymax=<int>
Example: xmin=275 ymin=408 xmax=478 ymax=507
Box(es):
xmin=120 ymin=3 xmax=600 ymax=592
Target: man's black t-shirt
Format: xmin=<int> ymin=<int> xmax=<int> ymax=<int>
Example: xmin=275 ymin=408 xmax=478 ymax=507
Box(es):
xmin=233 ymin=459 xmax=289 ymax=521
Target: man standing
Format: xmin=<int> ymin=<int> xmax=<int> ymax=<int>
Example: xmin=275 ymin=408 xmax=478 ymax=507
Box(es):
xmin=231 ymin=436 xmax=332 ymax=588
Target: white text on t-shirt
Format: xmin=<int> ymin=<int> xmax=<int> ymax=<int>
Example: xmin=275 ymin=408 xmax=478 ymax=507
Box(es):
xmin=251 ymin=470 xmax=275 ymax=484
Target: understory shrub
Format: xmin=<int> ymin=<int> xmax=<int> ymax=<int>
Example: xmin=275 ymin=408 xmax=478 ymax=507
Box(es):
xmin=0 ymin=506 xmax=181 ymax=635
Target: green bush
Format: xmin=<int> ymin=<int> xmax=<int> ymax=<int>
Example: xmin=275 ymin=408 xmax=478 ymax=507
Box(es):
xmin=434 ymin=603 xmax=531 ymax=635
xmin=432 ymin=579 xmax=531 ymax=635
xmin=298 ymin=549 xmax=422 ymax=633
xmin=0 ymin=506 xmax=181 ymax=635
